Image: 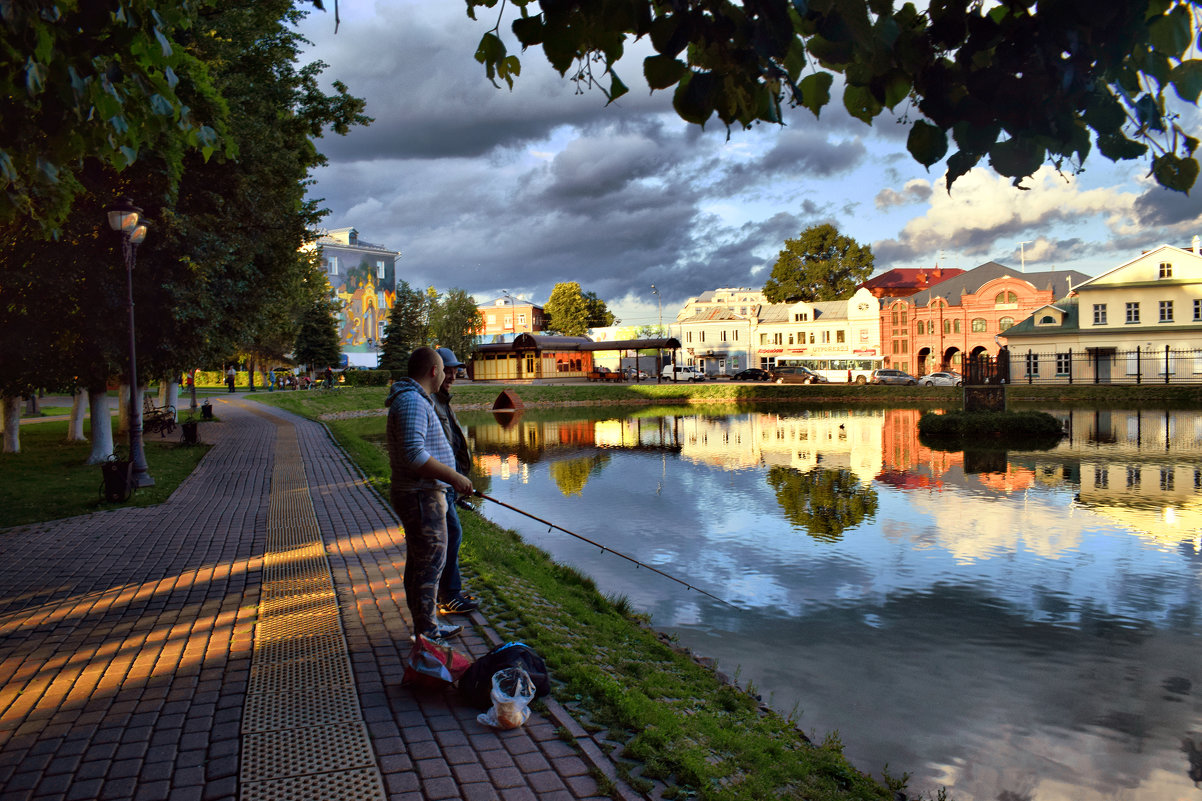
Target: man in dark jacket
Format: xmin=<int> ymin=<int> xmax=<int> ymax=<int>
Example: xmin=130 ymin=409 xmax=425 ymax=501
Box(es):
xmin=432 ymin=348 xmax=478 ymax=614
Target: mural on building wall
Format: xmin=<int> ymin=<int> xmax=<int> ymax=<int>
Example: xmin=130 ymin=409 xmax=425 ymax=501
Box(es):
xmin=327 ymin=255 xmax=396 ymax=350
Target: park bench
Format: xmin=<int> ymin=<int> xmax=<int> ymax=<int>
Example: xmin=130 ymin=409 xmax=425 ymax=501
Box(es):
xmin=587 ymin=369 xmax=625 ymax=382
xmin=142 ymin=396 xmax=177 ymax=437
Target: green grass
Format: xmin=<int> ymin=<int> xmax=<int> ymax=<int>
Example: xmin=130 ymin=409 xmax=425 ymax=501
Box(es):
xmin=0 ymin=421 xmax=212 ymax=529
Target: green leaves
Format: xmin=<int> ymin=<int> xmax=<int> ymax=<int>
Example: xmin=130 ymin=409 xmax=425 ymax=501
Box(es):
xmin=1152 ymin=153 xmax=1200 ymax=192
xmin=906 ymin=120 xmax=947 ymax=168
xmin=643 ymin=55 xmax=686 ymax=91
xmin=475 ymin=32 xmax=522 ymax=89
xmin=798 ymin=72 xmax=832 ymax=117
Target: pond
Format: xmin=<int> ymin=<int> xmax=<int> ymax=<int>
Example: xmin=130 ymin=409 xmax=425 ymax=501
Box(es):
xmin=461 ymin=403 xmax=1202 ymax=801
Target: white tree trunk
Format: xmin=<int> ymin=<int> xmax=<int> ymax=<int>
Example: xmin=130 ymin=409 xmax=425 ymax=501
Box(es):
xmin=86 ymin=388 xmax=115 ymax=464
xmin=157 ymin=381 xmax=167 ymax=406
xmin=2 ymin=397 xmax=19 ymax=453
xmin=68 ymin=388 xmax=88 ymax=441
xmin=165 ymin=380 xmax=179 ymax=419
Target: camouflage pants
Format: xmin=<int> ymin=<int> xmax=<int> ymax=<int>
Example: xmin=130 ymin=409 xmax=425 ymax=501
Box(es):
xmin=392 ymin=488 xmax=449 ymax=637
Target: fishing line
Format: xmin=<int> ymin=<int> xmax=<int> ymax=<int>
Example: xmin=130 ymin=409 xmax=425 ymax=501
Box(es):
xmin=474 ymin=492 xmax=737 ymax=609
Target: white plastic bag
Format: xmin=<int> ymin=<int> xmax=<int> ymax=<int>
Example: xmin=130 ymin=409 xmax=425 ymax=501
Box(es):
xmin=476 ymin=666 xmax=535 ymax=730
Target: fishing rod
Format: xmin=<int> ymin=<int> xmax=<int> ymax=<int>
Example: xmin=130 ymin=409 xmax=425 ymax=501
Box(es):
xmin=474 ymin=492 xmax=737 ymax=609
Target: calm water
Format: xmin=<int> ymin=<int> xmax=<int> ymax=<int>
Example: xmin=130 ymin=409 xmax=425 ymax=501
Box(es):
xmin=463 ymin=405 xmax=1202 ymax=801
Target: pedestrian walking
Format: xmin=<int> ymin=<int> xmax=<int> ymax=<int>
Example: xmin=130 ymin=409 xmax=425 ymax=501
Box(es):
xmin=385 ymin=347 xmax=474 ymax=641
xmin=432 ymin=348 xmax=478 ymax=615
xmin=226 ymin=366 xmax=236 ymax=393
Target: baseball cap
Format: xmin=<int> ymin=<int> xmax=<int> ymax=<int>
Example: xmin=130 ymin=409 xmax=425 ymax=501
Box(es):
xmin=436 ymin=347 xmax=463 ymax=368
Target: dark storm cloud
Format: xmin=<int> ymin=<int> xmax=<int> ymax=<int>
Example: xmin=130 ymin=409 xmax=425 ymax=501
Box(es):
xmin=1134 ymin=184 xmax=1202 ymax=227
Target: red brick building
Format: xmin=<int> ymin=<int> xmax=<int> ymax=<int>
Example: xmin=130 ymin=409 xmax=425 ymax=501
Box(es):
xmin=879 ymin=262 xmax=1091 ymax=376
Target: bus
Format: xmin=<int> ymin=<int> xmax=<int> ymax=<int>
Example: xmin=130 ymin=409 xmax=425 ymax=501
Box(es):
xmin=768 ymin=357 xmax=881 ymax=384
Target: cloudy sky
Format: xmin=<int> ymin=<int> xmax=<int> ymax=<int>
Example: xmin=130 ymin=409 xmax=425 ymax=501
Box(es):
xmin=293 ymin=0 xmax=1202 ymax=328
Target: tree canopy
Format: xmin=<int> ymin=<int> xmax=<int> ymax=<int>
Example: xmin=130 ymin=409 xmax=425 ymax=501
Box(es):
xmin=543 ymin=282 xmax=617 ymax=336
xmin=430 ymin=288 xmax=485 ymax=362
xmin=762 ymin=224 xmax=874 ymax=303
xmin=468 ymin=0 xmax=1202 ymax=193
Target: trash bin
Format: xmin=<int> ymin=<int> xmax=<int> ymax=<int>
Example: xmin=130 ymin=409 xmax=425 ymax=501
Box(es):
xmin=181 ymin=420 xmax=199 ymax=445
xmin=101 ymin=459 xmax=134 ymax=502
xmin=201 ymin=401 xmax=213 ymax=420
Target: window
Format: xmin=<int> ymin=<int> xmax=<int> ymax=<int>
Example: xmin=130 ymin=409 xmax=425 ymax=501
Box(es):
xmin=1093 ymin=304 xmax=1107 ymax=324
xmin=1159 ymin=300 xmax=1173 ymax=322
xmin=822 ymin=330 xmax=831 ymax=343
xmin=487 ymin=314 xmax=495 ymax=324
xmin=995 ymin=291 xmax=1018 ymax=305
xmin=809 ymin=332 xmax=816 ymax=344
xmin=773 ymin=333 xmax=783 ymax=345
xmin=1195 ymin=299 xmax=1202 ymax=321
xmin=794 ymin=312 xmax=809 ymax=322
xmin=1126 ymin=302 xmax=1140 ymax=323
xmin=891 ymin=311 xmax=899 ymax=325
xmin=953 ymin=319 xmax=961 ymax=333
xmin=836 ymin=330 xmax=846 ymax=343
xmin=686 ymin=331 xmax=693 ymax=343
xmin=1159 ymin=262 xmax=1172 ymax=278
xmin=1056 ymin=353 xmax=1070 ymax=375
xmin=1094 ymin=467 xmax=1108 ymax=489
xmin=860 ymin=329 xmax=869 ymax=342
xmin=1126 ymin=466 xmax=1141 ymax=488
xmin=328 ymin=256 xmax=339 ymax=275
xmin=1161 ymin=468 xmax=1175 ymax=491
xmin=721 ymin=330 xmax=728 ymax=342
xmin=971 ymin=318 xmax=987 ymax=333
xmin=788 ymin=333 xmax=795 ymax=345
xmin=759 ymin=333 xmax=768 ymax=345
xmin=1025 ymin=352 xmax=1039 ymax=376
xmin=943 ymin=320 xmax=952 ymax=335
xmin=916 ymin=321 xmax=924 ymax=335
xmin=733 ymin=330 xmax=739 ymax=341
xmin=700 ymin=331 xmax=706 ymax=343
xmin=518 ymin=313 xmax=526 ymax=324
xmin=1040 ymin=315 xmax=1056 ymax=325
xmin=900 ymin=310 xmax=908 ymax=324
xmin=376 ymin=260 xmax=385 ymax=279
xmin=999 ymin=316 xmax=1015 ymax=330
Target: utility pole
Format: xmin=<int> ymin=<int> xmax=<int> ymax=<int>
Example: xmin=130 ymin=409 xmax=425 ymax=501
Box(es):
xmin=1018 ymin=241 xmax=1031 ymax=272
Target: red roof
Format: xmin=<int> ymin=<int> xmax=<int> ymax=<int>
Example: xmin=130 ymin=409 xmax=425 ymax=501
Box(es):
xmin=862 ymin=267 xmax=965 ymax=290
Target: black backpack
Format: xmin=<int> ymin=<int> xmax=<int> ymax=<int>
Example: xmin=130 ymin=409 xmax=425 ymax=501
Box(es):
xmin=458 ymin=642 xmax=551 ymax=708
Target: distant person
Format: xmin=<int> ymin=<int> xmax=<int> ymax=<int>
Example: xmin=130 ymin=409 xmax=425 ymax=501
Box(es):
xmin=432 ymin=348 xmax=478 ymax=615
xmin=268 ymin=368 xmax=276 ymax=392
xmin=323 ymin=366 xmax=334 ymax=389
xmin=385 ymin=347 xmax=474 ymax=641
xmin=225 ymin=366 xmax=236 ymax=393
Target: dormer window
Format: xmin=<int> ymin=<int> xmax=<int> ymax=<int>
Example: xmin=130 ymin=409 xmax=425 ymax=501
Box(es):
xmin=1039 ymin=315 xmax=1056 ymax=325
xmin=1159 ymin=262 xmax=1172 ymax=279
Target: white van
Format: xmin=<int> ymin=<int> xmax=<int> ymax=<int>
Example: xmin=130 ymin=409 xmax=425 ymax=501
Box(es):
xmin=662 ymin=364 xmax=705 ymax=382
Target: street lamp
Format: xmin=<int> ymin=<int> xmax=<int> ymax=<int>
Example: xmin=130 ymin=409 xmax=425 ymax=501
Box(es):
xmin=651 ymin=284 xmax=664 ymax=382
xmin=107 ymin=199 xmax=154 ymax=488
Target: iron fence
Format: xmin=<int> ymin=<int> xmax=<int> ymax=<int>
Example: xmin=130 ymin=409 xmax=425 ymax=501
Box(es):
xmin=970 ymin=345 xmax=1202 ymax=385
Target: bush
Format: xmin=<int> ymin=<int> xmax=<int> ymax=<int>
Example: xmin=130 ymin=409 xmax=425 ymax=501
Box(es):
xmin=340 ymin=369 xmax=394 ymax=387
xmin=918 ymin=410 xmax=1064 ymax=448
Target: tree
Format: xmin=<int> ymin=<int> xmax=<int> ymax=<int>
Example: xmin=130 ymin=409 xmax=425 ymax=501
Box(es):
xmin=293 ymin=293 xmax=342 ymax=372
xmin=467 ymin=0 xmax=1202 ymax=193
xmin=379 ymin=281 xmax=432 ymax=370
xmin=544 ymin=282 xmax=616 ymax=336
xmin=762 ymin=224 xmax=874 ymax=303
xmin=430 ymin=288 xmax=484 ymax=361
xmin=766 ymin=466 xmax=879 ymax=542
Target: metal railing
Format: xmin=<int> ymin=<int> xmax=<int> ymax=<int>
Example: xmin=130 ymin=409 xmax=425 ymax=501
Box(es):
xmin=967 ymin=346 xmax=1202 ymax=385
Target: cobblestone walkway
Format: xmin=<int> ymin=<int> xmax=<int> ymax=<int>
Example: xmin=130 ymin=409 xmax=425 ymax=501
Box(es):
xmin=0 ymin=398 xmax=637 ymax=801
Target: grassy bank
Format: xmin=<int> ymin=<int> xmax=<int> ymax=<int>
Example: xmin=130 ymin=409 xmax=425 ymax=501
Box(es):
xmin=0 ymin=421 xmax=211 ymax=529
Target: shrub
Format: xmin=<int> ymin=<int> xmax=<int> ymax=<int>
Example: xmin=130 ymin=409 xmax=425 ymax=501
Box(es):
xmin=340 ymin=369 xmax=394 ymax=387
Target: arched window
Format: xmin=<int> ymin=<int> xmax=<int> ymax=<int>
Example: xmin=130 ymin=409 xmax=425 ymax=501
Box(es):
xmin=943 ymin=320 xmax=952 ymax=335
xmin=916 ymin=320 xmax=924 ymax=335
xmin=953 ymin=319 xmax=961 ymax=333
xmin=971 ymin=318 xmax=987 ymax=333
xmin=995 ymin=291 xmax=1018 ymax=305
xmin=1040 ymin=315 xmax=1055 ymax=324
xmin=999 ymin=316 xmax=1015 ymax=330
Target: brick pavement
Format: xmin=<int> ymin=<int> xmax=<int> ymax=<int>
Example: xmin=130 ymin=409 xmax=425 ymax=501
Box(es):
xmin=0 ymin=397 xmax=639 ymax=801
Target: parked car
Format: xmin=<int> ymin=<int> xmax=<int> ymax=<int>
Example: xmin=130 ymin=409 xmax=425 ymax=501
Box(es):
xmin=771 ymin=366 xmax=829 ymax=384
xmin=919 ymin=371 xmax=963 ymax=387
xmin=731 ymin=368 xmax=773 ymax=381
xmin=622 ymin=367 xmax=649 ymax=381
xmin=662 ymin=364 xmax=705 ymax=382
xmin=870 ymin=368 xmax=918 ymax=385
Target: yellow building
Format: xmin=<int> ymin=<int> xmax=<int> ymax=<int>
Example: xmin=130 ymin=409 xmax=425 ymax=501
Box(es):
xmin=1002 ymin=243 xmax=1202 ymax=383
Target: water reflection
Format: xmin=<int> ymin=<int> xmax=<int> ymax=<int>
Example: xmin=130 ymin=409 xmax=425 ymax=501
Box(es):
xmin=462 ymin=404 xmax=1202 ymax=801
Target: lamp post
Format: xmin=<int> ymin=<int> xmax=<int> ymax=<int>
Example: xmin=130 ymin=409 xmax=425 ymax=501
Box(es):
xmin=651 ymin=284 xmax=664 ymax=382
xmin=107 ymin=199 xmax=154 ymax=487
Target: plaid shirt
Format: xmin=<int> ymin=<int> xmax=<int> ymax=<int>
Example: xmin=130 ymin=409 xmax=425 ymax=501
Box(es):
xmin=386 ymin=378 xmax=455 ymax=491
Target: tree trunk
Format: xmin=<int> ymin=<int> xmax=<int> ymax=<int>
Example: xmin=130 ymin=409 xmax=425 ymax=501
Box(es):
xmin=2 ymin=397 xmax=19 ymax=453
xmin=117 ymin=383 xmax=130 ymax=433
xmin=68 ymin=388 xmax=88 ymax=441
xmin=157 ymin=381 xmax=168 ymax=406
xmin=248 ymin=359 xmax=257 ymax=392
xmin=165 ymin=380 xmax=179 ymax=418
xmin=25 ymin=393 xmax=39 ymax=415
xmin=86 ymin=387 xmax=115 ymax=464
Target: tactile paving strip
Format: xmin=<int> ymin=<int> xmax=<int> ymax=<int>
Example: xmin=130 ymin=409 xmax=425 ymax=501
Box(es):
xmin=239 ymin=415 xmax=386 ymax=801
